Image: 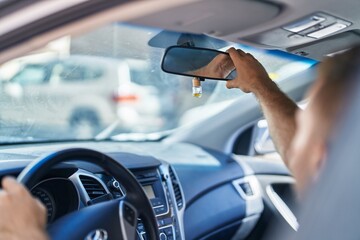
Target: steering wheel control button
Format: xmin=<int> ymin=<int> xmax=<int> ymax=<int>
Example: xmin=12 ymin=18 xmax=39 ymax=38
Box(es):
xmin=123 ymin=204 xmax=136 ymax=226
xmin=159 ymin=233 xmax=167 ymax=240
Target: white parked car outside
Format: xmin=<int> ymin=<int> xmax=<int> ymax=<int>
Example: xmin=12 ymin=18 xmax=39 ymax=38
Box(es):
xmin=0 ymin=55 xmax=162 ymax=139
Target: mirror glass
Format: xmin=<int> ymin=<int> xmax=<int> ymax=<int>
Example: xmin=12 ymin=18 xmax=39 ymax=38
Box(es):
xmin=161 ymin=46 xmax=236 ymax=80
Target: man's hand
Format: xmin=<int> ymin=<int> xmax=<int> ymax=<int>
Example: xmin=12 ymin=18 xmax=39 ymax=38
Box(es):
xmin=203 ymin=52 xmax=235 ymax=78
xmin=0 ymin=177 xmax=48 ymax=240
xmin=188 ymin=51 xmax=235 ymax=79
xmin=226 ymin=47 xmax=274 ymax=93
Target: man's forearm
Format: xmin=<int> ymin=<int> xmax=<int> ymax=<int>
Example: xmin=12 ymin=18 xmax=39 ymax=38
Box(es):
xmin=253 ymin=81 xmax=298 ymax=167
xmin=224 ymin=48 xmax=298 ymax=167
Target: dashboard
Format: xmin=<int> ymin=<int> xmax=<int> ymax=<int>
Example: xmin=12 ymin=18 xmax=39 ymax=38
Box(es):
xmin=28 ymin=161 xmax=183 ymax=240
xmin=0 ymin=141 xmax=294 ymax=240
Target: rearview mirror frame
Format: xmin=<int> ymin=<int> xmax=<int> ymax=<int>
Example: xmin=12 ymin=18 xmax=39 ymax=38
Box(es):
xmin=161 ymin=45 xmax=233 ymax=81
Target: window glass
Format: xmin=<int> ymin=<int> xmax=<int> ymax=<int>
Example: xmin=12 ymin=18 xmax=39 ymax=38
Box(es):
xmin=59 ymin=64 xmax=86 ymax=82
xmin=11 ymin=64 xmax=48 ymax=84
xmin=0 ymin=23 xmax=317 ymax=142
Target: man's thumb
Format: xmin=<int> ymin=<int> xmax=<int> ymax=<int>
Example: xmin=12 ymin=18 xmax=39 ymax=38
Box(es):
xmin=2 ymin=177 xmax=25 ymax=193
xmin=226 ymin=80 xmax=235 ymax=89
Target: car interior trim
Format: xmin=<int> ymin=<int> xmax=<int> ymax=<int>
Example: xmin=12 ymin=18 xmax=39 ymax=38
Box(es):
xmin=0 ymin=0 xmax=199 ymax=64
xmin=232 ymin=176 xmax=264 ymax=218
xmin=159 ymin=163 xmax=186 ymax=240
xmin=0 ymin=0 xmax=88 ymax=36
xmin=266 ymin=185 xmax=299 ymax=231
xmin=231 ymin=215 xmax=262 ymax=240
xmin=256 ymin=175 xmax=297 ymax=232
xmin=69 ymin=169 xmax=111 ymax=204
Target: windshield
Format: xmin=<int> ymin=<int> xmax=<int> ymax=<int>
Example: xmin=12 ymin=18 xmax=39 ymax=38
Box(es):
xmin=0 ymin=23 xmax=317 ymax=143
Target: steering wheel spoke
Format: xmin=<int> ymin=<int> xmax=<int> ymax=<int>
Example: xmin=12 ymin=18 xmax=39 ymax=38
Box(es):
xmin=119 ymin=199 xmax=139 ymax=240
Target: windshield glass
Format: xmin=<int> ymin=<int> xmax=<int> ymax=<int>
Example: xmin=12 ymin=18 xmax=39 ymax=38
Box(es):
xmin=0 ymin=23 xmax=317 ymax=143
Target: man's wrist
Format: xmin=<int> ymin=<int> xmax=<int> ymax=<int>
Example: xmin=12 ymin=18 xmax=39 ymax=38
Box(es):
xmin=251 ymin=78 xmax=279 ymax=98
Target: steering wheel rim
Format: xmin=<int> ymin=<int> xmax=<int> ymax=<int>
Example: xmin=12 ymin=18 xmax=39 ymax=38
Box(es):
xmin=17 ymin=148 xmax=160 ymax=240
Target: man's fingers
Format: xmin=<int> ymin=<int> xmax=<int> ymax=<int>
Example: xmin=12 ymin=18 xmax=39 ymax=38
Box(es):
xmin=227 ymin=48 xmax=242 ymax=64
xmin=0 ymin=189 xmax=8 ymax=205
xmin=35 ymin=199 xmax=46 ymax=211
xmin=227 ymin=48 xmax=247 ymax=70
xmin=35 ymin=199 xmax=48 ymax=225
xmin=236 ymin=48 xmax=247 ymax=56
xmin=2 ymin=177 xmax=27 ymax=195
xmin=246 ymin=52 xmax=255 ymax=59
xmin=2 ymin=177 xmax=17 ymax=190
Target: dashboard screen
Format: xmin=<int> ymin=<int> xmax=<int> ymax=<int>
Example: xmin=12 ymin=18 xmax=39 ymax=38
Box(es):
xmin=143 ymin=185 xmax=155 ymax=199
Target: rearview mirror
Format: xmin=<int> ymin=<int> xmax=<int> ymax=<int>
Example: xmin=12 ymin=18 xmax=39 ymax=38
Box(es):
xmin=161 ymin=46 xmax=236 ymax=81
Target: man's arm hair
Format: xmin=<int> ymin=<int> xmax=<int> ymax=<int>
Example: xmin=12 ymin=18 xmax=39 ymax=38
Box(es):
xmin=226 ymin=47 xmax=298 ymax=168
xmin=253 ymin=82 xmax=298 ymax=166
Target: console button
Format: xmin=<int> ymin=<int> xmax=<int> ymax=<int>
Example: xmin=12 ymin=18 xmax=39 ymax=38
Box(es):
xmin=159 ymin=233 xmax=167 ymax=240
xmin=157 ymin=219 xmax=165 ymax=227
xmin=155 ymin=206 xmax=166 ymax=215
xmin=163 ymin=227 xmax=173 ymax=236
xmin=151 ymin=199 xmax=163 ymax=206
xmin=163 ymin=218 xmax=172 ymax=225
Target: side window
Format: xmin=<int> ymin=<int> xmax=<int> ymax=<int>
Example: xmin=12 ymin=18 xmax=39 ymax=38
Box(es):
xmin=59 ymin=64 xmax=86 ymax=82
xmin=130 ymin=69 xmax=149 ymax=85
xmin=56 ymin=63 xmax=103 ymax=82
xmin=11 ymin=64 xmax=49 ymax=85
xmin=85 ymin=66 xmax=103 ymax=79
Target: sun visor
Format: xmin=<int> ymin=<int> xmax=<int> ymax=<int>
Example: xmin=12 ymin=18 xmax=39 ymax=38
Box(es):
xmin=148 ymin=30 xmax=229 ymax=50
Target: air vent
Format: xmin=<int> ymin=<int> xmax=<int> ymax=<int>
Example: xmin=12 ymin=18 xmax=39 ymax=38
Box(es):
xmin=79 ymin=175 xmax=107 ymax=200
xmin=239 ymin=182 xmax=254 ymax=196
xmin=169 ymin=166 xmax=183 ymax=210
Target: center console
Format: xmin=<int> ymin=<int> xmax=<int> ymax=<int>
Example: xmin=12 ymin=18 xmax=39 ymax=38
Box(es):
xmin=135 ymin=167 xmax=178 ymax=240
xmin=102 ymin=164 xmax=185 ymax=240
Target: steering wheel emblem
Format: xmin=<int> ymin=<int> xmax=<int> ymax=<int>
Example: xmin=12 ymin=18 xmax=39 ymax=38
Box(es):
xmin=85 ymin=229 xmax=108 ymax=240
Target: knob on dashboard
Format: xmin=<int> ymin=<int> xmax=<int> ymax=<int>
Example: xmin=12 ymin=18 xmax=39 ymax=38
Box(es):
xmin=159 ymin=232 xmax=167 ymax=240
xmin=108 ymin=179 xmax=120 ymax=190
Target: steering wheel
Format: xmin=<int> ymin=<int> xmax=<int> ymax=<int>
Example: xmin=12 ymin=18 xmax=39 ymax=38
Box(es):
xmin=17 ymin=148 xmax=160 ymax=240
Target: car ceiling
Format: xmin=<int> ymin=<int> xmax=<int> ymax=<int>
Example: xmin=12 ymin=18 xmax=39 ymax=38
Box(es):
xmin=129 ymin=0 xmax=360 ymax=60
xmin=1 ymin=0 xmax=358 ymax=63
